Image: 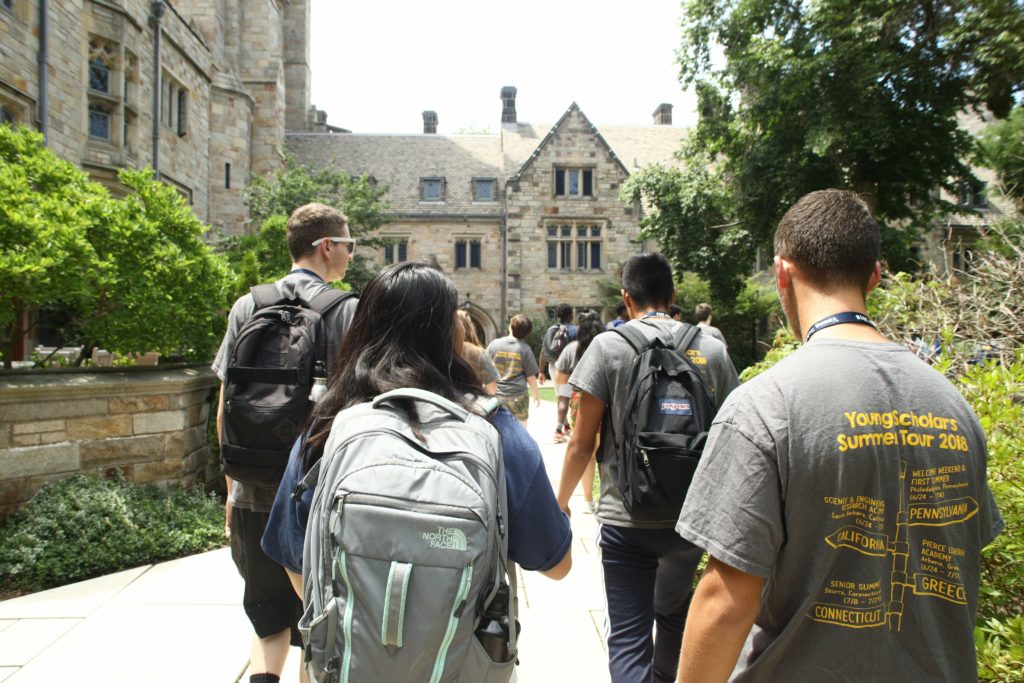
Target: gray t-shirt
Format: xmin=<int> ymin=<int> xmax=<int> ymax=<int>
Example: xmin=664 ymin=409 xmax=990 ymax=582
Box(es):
xmin=677 ymin=340 xmax=1004 ymax=681
xmin=569 ymin=318 xmax=739 ymax=528
xmin=554 ymin=340 xmax=582 ymax=377
xmin=212 ymin=271 xmax=358 ymax=512
xmin=697 ymin=321 xmax=727 ymax=347
xmin=485 ymin=336 xmax=539 ymax=398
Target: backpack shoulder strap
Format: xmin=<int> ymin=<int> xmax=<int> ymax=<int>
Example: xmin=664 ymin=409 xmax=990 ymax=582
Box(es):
xmin=613 ymin=322 xmax=654 ymax=355
xmin=306 ymin=287 xmax=355 ymax=315
xmin=250 ymin=283 xmax=283 ymax=311
xmin=674 ymin=323 xmax=701 ymax=354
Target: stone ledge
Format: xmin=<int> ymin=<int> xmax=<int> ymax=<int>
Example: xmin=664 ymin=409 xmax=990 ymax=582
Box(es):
xmin=0 ymin=367 xmax=217 ymax=403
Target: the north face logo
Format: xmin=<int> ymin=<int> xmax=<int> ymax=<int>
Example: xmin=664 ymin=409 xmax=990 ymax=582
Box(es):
xmin=423 ymin=526 xmax=468 ymax=551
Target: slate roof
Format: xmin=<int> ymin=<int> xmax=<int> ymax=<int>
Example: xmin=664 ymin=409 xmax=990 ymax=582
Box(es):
xmin=286 ymin=104 xmax=687 ymax=217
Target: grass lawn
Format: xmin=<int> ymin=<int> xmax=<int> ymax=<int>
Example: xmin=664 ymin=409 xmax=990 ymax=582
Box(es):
xmin=538 ymin=386 xmax=557 ymax=403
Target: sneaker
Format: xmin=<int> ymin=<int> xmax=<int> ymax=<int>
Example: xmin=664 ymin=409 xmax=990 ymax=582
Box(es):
xmin=563 ymin=425 xmax=572 ymax=437
xmin=553 ymin=430 xmax=567 ymax=444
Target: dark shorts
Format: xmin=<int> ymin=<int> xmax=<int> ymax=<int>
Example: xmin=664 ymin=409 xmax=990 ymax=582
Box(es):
xmin=230 ymin=506 xmax=303 ymax=646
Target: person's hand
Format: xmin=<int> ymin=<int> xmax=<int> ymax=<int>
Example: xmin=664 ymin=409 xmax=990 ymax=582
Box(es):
xmin=538 ymin=373 xmax=547 ymax=385
xmin=560 ymin=504 xmax=572 ymax=518
xmin=533 ymin=394 xmax=541 ymax=407
xmin=224 ymin=499 xmax=233 ymax=540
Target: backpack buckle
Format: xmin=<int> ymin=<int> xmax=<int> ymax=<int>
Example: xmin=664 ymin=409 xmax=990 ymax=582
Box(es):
xmin=280 ymin=310 xmax=293 ymax=324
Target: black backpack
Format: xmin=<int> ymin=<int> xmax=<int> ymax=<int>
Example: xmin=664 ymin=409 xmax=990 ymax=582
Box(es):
xmin=610 ymin=322 xmax=717 ymax=516
xmin=220 ymin=283 xmax=354 ymax=486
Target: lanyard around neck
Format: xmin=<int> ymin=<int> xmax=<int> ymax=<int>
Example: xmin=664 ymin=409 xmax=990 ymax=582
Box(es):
xmin=804 ymin=312 xmax=877 ymax=342
xmin=640 ymin=311 xmax=671 ymax=320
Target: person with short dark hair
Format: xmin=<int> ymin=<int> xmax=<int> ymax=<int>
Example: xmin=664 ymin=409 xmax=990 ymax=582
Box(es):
xmin=694 ymin=302 xmax=727 ymax=347
xmin=606 ymin=299 xmax=628 ymax=329
xmin=668 ymin=304 xmax=683 ymax=321
xmin=539 ymin=303 xmax=579 ymax=441
xmin=212 ymin=202 xmax=358 ymax=683
xmin=487 ymin=314 xmax=541 ymax=425
xmin=556 ymin=252 xmax=739 ymax=683
xmin=677 ymin=190 xmax=1003 ymax=682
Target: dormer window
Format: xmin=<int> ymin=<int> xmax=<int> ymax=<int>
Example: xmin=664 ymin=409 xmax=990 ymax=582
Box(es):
xmin=421 ymin=177 xmax=445 ymax=202
xmin=473 ymin=178 xmax=496 ymax=202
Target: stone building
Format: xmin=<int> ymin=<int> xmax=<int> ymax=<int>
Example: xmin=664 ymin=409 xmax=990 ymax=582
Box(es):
xmin=0 ymin=0 xmax=331 ymax=235
xmin=288 ymin=90 xmax=685 ymax=341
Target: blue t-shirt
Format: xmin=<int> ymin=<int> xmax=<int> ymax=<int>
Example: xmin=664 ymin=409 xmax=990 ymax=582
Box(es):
xmin=261 ymin=406 xmax=572 ymax=575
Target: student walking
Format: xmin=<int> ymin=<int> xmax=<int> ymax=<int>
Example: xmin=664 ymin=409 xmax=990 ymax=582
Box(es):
xmin=677 ymin=190 xmax=1004 ymax=682
xmin=486 ymin=314 xmax=541 ymax=426
xmin=556 ymin=253 xmax=739 ymax=683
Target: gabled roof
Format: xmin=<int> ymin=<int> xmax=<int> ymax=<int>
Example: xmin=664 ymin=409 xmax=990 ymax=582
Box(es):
xmin=286 ymin=133 xmax=505 ymax=217
xmin=505 ymin=103 xmax=632 ymax=182
xmin=285 ymin=106 xmax=688 ymax=215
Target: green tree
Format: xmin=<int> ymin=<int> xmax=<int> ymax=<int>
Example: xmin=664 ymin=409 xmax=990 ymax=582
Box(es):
xmin=227 ymin=153 xmax=389 ymax=294
xmin=621 ymin=154 xmax=752 ymax=302
xmin=0 ymin=126 xmax=102 ymax=367
xmin=980 ymin=105 xmax=1024 ymax=207
xmin=77 ymin=168 xmax=231 ymax=363
xmin=677 ymin=0 xmax=1024 ymax=274
xmin=0 ymin=126 xmax=230 ymax=367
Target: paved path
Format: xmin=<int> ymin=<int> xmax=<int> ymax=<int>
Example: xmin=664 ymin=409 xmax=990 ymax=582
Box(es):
xmin=0 ymin=398 xmax=610 ymax=682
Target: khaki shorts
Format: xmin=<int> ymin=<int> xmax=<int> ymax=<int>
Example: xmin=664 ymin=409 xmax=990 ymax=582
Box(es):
xmin=503 ymin=393 xmax=530 ymax=421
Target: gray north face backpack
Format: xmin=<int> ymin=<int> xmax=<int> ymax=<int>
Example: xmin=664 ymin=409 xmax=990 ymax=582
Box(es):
xmin=298 ymin=388 xmax=518 ymax=683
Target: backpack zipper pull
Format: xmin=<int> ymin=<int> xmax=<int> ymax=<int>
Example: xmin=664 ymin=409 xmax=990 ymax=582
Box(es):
xmin=641 ymin=449 xmax=651 ymax=467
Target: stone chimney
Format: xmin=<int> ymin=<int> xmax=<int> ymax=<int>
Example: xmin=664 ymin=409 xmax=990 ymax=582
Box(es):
xmin=652 ymin=103 xmax=673 ymax=125
xmin=422 ymin=111 xmax=438 ymax=134
xmin=500 ymin=86 xmax=518 ymax=125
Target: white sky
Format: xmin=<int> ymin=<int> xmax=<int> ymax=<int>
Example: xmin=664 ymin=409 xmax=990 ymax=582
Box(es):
xmin=309 ymin=0 xmax=697 ymax=135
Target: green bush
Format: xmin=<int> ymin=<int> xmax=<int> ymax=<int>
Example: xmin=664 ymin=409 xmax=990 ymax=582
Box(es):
xmin=0 ymin=474 xmax=225 ymax=594
xmin=959 ymin=354 xmax=1024 ymax=680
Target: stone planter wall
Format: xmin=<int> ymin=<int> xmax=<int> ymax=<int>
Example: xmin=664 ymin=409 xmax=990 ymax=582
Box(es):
xmin=0 ymin=366 xmax=219 ymax=517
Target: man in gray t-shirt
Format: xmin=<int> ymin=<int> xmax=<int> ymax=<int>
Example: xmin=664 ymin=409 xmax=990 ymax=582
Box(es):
xmin=557 ymin=253 xmax=739 ymax=683
xmin=676 ymin=190 xmax=1004 ymax=682
xmin=212 ymin=203 xmax=358 ymax=683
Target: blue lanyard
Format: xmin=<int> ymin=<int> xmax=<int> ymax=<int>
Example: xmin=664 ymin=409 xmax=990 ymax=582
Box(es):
xmin=805 ymin=312 xmax=876 ymax=342
xmin=640 ymin=311 xmax=671 ymax=320
xmin=289 ymin=268 xmax=324 ymax=282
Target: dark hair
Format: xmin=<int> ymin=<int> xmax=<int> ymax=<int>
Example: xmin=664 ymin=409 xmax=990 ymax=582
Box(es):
xmin=774 ymin=189 xmax=880 ymax=293
xmin=287 ymin=202 xmax=348 ymax=261
xmin=621 ymin=252 xmax=674 ymax=310
xmin=576 ymin=308 xmax=600 ymax=325
xmin=555 ymin=303 xmax=573 ymax=323
xmin=694 ymin=303 xmax=712 ymax=322
xmin=576 ymin=316 xmax=604 ymax=356
xmin=302 ymin=261 xmax=481 ymax=471
xmin=669 ymin=304 xmax=683 ymax=319
xmin=509 ymin=314 xmax=532 ymax=339
xmin=614 ymin=300 xmax=627 ymax=317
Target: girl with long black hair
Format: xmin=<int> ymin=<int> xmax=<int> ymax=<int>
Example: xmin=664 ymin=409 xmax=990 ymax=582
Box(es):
xmin=261 ymin=261 xmax=571 ymax=595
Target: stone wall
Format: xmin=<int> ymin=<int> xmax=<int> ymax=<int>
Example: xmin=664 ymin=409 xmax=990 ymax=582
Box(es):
xmin=505 ymin=106 xmax=641 ymax=320
xmin=0 ymin=367 xmax=218 ymax=517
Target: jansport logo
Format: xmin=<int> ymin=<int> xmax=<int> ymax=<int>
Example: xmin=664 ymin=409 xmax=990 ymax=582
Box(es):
xmin=423 ymin=526 xmax=468 ymax=551
xmin=660 ymin=399 xmax=692 ymax=415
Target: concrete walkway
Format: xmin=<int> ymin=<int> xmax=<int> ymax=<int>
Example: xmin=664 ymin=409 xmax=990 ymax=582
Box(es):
xmin=0 ymin=398 xmax=610 ymax=682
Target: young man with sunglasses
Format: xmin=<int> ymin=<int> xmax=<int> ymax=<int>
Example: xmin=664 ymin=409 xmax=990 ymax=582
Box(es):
xmin=213 ymin=202 xmax=358 ymax=683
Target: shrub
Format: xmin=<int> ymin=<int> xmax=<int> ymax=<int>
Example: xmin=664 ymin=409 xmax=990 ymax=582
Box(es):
xmin=0 ymin=474 xmax=225 ymax=594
